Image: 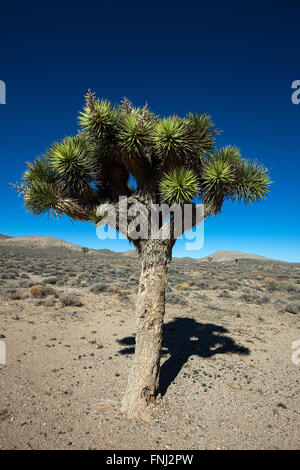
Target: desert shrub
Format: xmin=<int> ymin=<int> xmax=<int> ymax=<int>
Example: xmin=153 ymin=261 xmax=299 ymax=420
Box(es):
xmin=263 ymin=278 xmax=279 ymax=291
xmin=120 ymin=280 xmax=133 ymax=289
xmin=26 ymin=266 xmax=36 ymax=273
xmin=36 ymin=297 xmax=56 ymax=307
xmin=108 ymin=285 xmax=118 ymax=293
xmin=7 ymin=269 xmax=19 ymax=276
xmin=7 ymin=292 xmax=28 ymax=300
xmin=281 ymin=302 xmax=300 ymax=315
xmin=218 ymin=290 xmax=232 ymax=298
xmin=0 ymin=274 xmax=9 ymax=279
xmin=18 ymin=280 xmax=34 ymax=288
xmin=279 ymin=282 xmax=299 ymax=293
xmin=276 ymin=298 xmax=288 ymax=305
xmin=116 ymin=289 xmax=131 ymax=298
xmin=227 ymin=279 xmax=242 ymax=286
xmin=90 ymin=283 xmax=108 ymax=293
xmin=30 ymin=285 xmax=46 ymax=299
xmin=43 ymin=277 xmax=59 ymax=285
xmin=249 ymin=284 xmax=263 ymax=292
xmin=176 ymin=283 xmax=192 ymax=291
xmin=256 ymin=294 xmax=270 ymax=304
xmin=19 ymin=273 xmax=30 ymax=279
xmin=213 ymin=282 xmax=237 ymax=290
xmin=43 ymin=286 xmax=57 ymax=296
xmin=3 ymin=284 xmax=17 ymax=293
xmin=239 ymin=291 xmax=257 ymax=302
xmin=193 ymin=293 xmax=208 ymax=300
xmin=0 ymin=273 xmax=16 ymax=279
xmin=239 ymin=291 xmax=270 ymax=304
xmin=165 ymin=292 xmax=187 ymax=305
xmin=193 ymin=281 xmax=209 ymax=289
xmin=67 ymin=288 xmax=82 ymax=296
xmin=59 ymin=294 xmax=83 ymax=306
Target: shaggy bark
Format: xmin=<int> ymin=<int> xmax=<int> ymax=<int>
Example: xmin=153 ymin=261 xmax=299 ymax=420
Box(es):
xmin=120 ymin=239 xmax=171 ymax=420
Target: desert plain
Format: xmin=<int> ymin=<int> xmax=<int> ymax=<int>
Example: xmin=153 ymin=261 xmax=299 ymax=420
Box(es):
xmin=0 ymin=236 xmax=299 ymax=450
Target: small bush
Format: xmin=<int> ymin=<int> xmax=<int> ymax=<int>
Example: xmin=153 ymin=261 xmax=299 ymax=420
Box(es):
xmin=256 ymin=294 xmax=270 ymax=304
xmin=282 ymin=302 xmax=300 ymax=315
xmin=262 ymin=278 xmax=279 ymax=291
xmin=176 ymin=283 xmax=192 ymax=291
xmin=7 ymin=292 xmax=28 ymax=300
xmin=44 ymin=277 xmax=59 ymax=285
xmin=218 ymin=290 xmax=232 ymax=298
xmin=19 ymin=280 xmax=34 ymax=288
xmin=30 ymin=285 xmax=46 ymax=299
xmin=67 ymin=288 xmax=82 ymax=296
xmin=195 ymin=281 xmax=209 ymax=289
xmin=193 ymin=293 xmax=208 ymax=300
xmin=36 ymin=297 xmax=56 ymax=307
xmin=108 ymin=285 xmax=118 ymax=293
xmin=40 ymin=286 xmax=55 ymax=296
xmin=19 ymin=273 xmax=30 ymax=279
xmin=165 ymin=292 xmax=187 ymax=305
xmin=59 ymin=294 xmax=83 ymax=307
xmin=90 ymin=283 xmax=108 ymax=293
xmin=279 ymin=282 xmax=299 ymax=293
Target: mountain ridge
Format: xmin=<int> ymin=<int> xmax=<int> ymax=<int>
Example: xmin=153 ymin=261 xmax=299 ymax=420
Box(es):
xmin=0 ymin=234 xmax=281 ymax=262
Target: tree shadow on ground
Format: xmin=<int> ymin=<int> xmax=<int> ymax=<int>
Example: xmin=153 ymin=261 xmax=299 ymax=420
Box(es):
xmin=118 ymin=317 xmax=250 ymax=397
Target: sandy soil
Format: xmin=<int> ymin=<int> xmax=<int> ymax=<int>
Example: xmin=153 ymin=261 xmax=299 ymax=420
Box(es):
xmin=0 ymin=244 xmax=299 ymax=449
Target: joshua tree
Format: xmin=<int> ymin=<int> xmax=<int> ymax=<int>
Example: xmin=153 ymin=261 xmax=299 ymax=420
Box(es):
xmin=81 ymin=246 xmax=89 ymax=256
xmin=14 ymin=91 xmax=271 ymax=419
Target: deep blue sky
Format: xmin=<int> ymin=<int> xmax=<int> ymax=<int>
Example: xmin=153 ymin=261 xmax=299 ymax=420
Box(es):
xmin=0 ymin=0 xmax=299 ymax=261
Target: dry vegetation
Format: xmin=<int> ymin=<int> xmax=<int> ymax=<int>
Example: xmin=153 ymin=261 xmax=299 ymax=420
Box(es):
xmin=0 ymin=244 xmax=299 ymax=449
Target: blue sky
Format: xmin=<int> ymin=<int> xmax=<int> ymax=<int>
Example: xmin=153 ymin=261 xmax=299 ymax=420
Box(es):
xmin=0 ymin=0 xmax=299 ymax=261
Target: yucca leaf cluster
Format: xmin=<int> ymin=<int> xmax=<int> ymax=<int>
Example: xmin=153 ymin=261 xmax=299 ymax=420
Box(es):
xmin=15 ymin=90 xmax=272 ymax=227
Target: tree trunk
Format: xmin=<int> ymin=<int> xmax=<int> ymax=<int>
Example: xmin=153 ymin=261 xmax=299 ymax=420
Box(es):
xmin=120 ymin=239 xmax=171 ymax=420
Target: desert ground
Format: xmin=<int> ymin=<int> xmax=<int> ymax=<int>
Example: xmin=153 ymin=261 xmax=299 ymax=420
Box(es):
xmin=0 ymin=237 xmax=299 ymax=450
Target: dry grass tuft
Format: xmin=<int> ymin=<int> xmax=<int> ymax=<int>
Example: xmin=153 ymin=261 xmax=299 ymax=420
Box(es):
xmin=176 ymin=283 xmax=193 ymax=291
xmin=30 ymin=285 xmax=45 ymax=299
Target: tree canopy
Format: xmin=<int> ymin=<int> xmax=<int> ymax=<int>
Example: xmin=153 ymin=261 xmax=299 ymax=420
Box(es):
xmin=15 ymin=91 xmax=272 ymax=239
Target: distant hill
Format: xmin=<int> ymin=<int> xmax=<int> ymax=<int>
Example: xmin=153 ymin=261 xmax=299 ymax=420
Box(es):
xmin=0 ymin=235 xmax=85 ymax=251
xmin=121 ymin=249 xmax=137 ymax=257
xmin=0 ymin=235 xmax=276 ymax=262
xmin=201 ymin=250 xmax=270 ymax=262
xmin=0 ymin=235 xmax=126 ymax=256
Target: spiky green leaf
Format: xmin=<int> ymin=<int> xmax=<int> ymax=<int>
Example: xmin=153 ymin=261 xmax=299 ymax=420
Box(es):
xmin=79 ymin=99 xmax=119 ymax=141
xmin=47 ymin=136 xmax=93 ymax=192
xmin=24 ymin=181 xmax=61 ymax=216
xmin=187 ymin=112 xmax=216 ymax=156
xmin=22 ymin=157 xmax=57 ymax=187
xmin=160 ymin=167 xmax=200 ymax=204
xmin=117 ymin=115 xmax=152 ymax=158
xmin=154 ymin=117 xmax=196 ymax=161
xmin=202 ymin=158 xmax=234 ymax=191
xmin=232 ymin=160 xmax=272 ymax=203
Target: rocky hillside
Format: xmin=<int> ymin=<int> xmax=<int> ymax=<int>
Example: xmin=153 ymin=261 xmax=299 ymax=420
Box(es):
xmin=202 ymin=250 xmax=270 ymax=262
xmin=0 ymin=234 xmax=276 ymax=262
